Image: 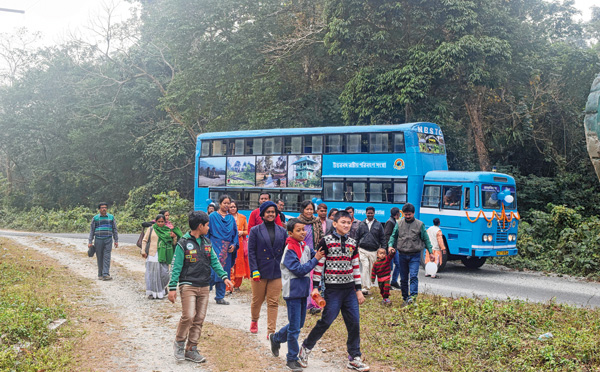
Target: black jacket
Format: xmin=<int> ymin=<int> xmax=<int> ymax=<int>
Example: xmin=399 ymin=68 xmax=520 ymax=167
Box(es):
xmin=384 ymin=217 xmax=397 ymax=247
xmin=356 ymin=219 xmax=386 ymax=251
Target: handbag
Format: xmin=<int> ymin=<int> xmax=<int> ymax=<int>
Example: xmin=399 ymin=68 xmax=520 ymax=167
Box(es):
xmin=136 ymin=228 xmax=145 ymax=248
xmin=144 ymin=229 xmax=152 ymax=255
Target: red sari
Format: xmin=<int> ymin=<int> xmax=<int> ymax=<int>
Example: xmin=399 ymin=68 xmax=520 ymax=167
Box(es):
xmin=229 ymin=213 xmax=250 ymax=290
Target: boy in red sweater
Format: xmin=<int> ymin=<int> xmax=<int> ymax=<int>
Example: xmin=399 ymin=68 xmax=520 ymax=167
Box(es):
xmin=371 ymin=247 xmax=396 ymax=305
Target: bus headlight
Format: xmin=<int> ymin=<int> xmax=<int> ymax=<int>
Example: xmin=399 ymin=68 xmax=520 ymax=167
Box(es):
xmin=508 ymin=234 xmax=516 ymax=242
xmin=482 ymin=234 xmax=493 ymax=242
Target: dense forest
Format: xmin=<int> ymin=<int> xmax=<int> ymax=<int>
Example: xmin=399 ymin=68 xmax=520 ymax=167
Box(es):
xmin=0 ymin=0 xmax=599 ymax=218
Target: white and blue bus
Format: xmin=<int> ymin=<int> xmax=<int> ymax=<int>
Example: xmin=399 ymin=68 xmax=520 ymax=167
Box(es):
xmin=195 ymin=122 xmax=519 ymax=269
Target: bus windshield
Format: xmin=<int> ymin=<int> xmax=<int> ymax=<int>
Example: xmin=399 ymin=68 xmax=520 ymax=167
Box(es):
xmin=481 ymin=184 xmax=516 ymax=210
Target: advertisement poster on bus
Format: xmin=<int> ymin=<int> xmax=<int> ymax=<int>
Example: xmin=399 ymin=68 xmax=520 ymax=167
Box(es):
xmin=256 ymin=155 xmax=287 ymax=188
xmin=198 ymin=157 xmax=226 ymax=187
xmin=227 ymin=156 xmax=256 ymax=186
xmin=288 ymin=155 xmax=321 ymax=188
xmin=418 ymin=133 xmax=446 ymax=154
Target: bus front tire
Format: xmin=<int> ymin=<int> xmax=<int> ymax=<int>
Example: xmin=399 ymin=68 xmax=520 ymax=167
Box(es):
xmin=461 ymin=256 xmax=487 ymax=269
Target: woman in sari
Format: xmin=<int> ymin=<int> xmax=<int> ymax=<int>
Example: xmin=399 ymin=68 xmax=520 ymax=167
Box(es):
xmin=296 ymin=200 xmax=324 ymax=314
xmin=229 ymin=200 xmax=250 ymax=292
xmin=208 ymin=195 xmax=239 ymax=305
xmin=141 ymin=214 xmax=182 ymax=299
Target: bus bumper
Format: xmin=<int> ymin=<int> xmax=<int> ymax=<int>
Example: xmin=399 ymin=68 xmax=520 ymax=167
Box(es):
xmin=469 ymin=246 xmax=518 ymax=257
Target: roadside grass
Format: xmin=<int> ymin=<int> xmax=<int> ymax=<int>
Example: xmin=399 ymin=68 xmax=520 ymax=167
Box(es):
xmin=0 ymin=238 xmax=121 ymax=371
xmin=303 ymin=289 xmax=600 ymax=372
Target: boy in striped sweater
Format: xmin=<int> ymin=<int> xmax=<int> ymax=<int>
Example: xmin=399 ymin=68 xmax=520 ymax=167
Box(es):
xmin=298 ymin=211 xmax=369 ymax=372
xmin=371 ymin=248 xmax=396 ymax=305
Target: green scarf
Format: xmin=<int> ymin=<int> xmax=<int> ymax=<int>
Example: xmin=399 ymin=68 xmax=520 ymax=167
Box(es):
xmin=154 ymin=225 xmax=183 ymax=264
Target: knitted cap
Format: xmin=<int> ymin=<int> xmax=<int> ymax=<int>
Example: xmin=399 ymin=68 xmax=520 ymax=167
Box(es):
xmin=259 ymin=201 xmax=278 ymax=217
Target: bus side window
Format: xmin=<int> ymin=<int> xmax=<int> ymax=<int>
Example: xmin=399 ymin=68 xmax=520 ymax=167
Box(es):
xmin=304 ymin=135 xmax=324 ymax=154
xmin=422 ymin=185 xmax=441 ymax=208
xmin=248 ymin=192 xmax=260 ymax=209
xmin=245 ymin=138 xmax=262 ymax=155
xmin=475 ymin=185 xmax=480 ymax=207
xmin=201 ymin=141 xmax=211 ymax=156
xmin=326 ymin=134 xmax=344 ymax=153
xmin=393 ymin=133 xmax=405 ymax=153
xmin=464 ymin=188 xmax=470 ymax=209
xmin=285 ymin=137 xmax=302 ymax=154
xmin=282 ymin=193 xmax=299 ymax=212
xmin=442 ymin=186 xmax=462 ymax=209
xmin=264 ymin=137 xmax=282 ymax=155
xmin=394 ymin=182 xmax=407 ymax=203
xmin=212 ymin=140 xmax=227 ymax=156
xmin=369 ymin=133 xmax=389 ymax=153
xmin=324 ymin=180 xmax=344 ymax=201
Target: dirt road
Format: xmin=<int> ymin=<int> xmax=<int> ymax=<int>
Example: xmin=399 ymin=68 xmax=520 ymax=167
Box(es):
xmin=4 ymin=233 xmax=345 ymax=372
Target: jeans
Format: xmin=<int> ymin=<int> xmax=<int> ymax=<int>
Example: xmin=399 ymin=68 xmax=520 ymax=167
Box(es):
xmin=94 ymin=238 xmax=112 ymax=277
xmin=302 ymin=287 xmax=361 ymax=358
xmin=175 ymin=285 xmax=210 ymax=347
xmin=273 ymin=298 xmax=307 ymax=361
xmin=391 ymin=252 xmax=400 ymax=284
xmin=398 ymin=252 xmax=421 ymax=301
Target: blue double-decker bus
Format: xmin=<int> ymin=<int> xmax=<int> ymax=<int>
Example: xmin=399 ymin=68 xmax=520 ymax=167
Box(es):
xmin=195 ymin=122 xmax=519 ymax=269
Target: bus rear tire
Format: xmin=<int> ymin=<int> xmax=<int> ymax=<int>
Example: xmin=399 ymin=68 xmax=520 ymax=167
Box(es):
xmin=461 ymin=256 xmax=487 ymax=269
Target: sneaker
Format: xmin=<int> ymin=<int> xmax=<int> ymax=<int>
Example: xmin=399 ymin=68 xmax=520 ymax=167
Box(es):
xmin=97 ymin=276 xmax=103 ymax=280
xmin=268 ymin=333 xmax=280 ymax=357
xmin=184 ymin=346 xmax=206 ymax=363
xmin=173 ymin=341 xmax=185 ymax=361
xmin=308 ymin=307 xmax=321 ymax=315
xmin=250 ymin=321 xmax=258 ymax=334
xmin=102 ymin=275 xmax=113 ymax=281
xmin=286 ymin=360 xmax=303 ymax=371
xmin=402 ymin=297 xmax=415 ymax=307
xmin=390 ymin=281 xmax=400 ymax=289
xmin=297 ymin=345 xmax=311 ymax=368
xmin=382 ymin=298 xmax=391 ymax=305
xmin=347 ymin=356 xmax=370 ymax=371
xmin=215 ymin=298 xmax=229 ymax=305
xmin=148 ymin=295 xmax=155 ymax=300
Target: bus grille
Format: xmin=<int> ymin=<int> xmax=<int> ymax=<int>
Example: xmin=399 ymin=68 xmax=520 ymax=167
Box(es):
xmin=496 ymin=222 xmax=508 ymax=243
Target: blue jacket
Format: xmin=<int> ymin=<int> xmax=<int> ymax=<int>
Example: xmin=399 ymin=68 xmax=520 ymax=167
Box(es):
xmin=248 ymin=222 xmax=287 ymax=279
xmin=280 ymin=240 xmax=319 ymax=300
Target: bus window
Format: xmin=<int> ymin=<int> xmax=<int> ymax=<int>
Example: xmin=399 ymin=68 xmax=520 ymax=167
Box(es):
xmin=464 ymin=187 xmax=471 ymax=209
xmin=228 ymin=138 xmax=244 ymax=156
xmin=282 ymin=193 xmax=299 ymax=212
xmin=304 ymin=135 xmax=323 ymax=154
xmin=443 ymin=186 xmax=462 ymax=209
xmin=422 ymin=185 xmax=441 ymax=208
xmin=324 ymin=180 xmax=344 ymax=201
xmin=201 ymin=141 xmax=211 ymax=157
xmin=369 ymin=133 xmax=389 ymax=153
xmin=264 ymin=137 xmax=282 ymax=155
xmin=482 ymin=185 xmax=516 ymax=210
xmin=346 ymin=181 xmax=366 ymax=201
xmin=394 ymin=182 xmax=407 ymax=203
xmin=393 ymin=133 xmax=405 ymax=153
xmin=212 ymin=140 xmax=227 ymax=156
xmin=369 ymin=180 xmax=393 ymax=202
xmin=285 ymin=136 xmax=302 ymax=154
xmin=326 ymin=134 xmax=344 ymax=153
xmin=346 ymin=134 xmax=368 ymax=153
xmin=247 ymin=191 xmax=260 ymax=209
xmin=245 ymin=138 xmax=262 ymax=155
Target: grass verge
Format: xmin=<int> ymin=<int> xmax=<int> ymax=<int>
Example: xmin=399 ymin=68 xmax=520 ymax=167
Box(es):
xmin=0 ymin=238 xmax=121 ymax=371
xmin=303 ymin=289 xmax=600 ymax=372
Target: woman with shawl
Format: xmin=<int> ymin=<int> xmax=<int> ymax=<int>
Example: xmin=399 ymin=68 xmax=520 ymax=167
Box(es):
xmin=296 ymin=200 xmax=324 ymax=314
xmin=208 ymin=195 xmax=239 ymax=305
xmin=141 ymin=214 xmax=183 ymax=299
xmin=229 ymin=200 xmax=250 ymax=292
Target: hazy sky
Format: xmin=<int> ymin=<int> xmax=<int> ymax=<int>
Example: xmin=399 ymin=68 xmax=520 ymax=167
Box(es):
xmin=0 ymin=0 xmax=597 ymax=47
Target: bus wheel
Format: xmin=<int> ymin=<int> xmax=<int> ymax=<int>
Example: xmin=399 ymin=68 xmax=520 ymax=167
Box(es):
xmin=461 ymin=256 xmax=487 ymax=269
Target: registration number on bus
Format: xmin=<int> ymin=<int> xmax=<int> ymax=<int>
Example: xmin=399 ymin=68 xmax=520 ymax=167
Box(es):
xmin=496 ymin=251 xmax=508 ymax=256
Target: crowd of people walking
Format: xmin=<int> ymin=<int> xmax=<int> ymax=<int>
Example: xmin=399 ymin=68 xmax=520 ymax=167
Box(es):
xmin=87 ymin=193 xmax=447 ymax=372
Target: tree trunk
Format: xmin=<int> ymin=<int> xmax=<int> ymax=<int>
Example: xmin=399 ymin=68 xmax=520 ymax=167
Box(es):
xmin=464 ymin=87 xmax=491 ymax=171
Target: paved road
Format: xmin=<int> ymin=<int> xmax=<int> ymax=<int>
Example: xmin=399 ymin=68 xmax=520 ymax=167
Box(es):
xmin=3 ymin=229 xmax=600 ymax=308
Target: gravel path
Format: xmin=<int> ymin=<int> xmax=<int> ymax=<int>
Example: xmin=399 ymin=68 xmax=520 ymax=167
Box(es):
xmin=5 ymin=234 xmax=343 ymax=372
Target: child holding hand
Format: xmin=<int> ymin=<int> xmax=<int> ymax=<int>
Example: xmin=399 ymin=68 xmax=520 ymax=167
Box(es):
xmin=269 ymin=218 xmax=325 ymax=372
xmin=371 ymin=247 xmax=396 ymax=305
